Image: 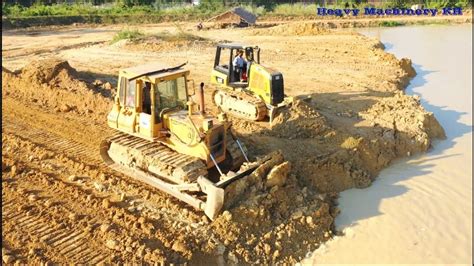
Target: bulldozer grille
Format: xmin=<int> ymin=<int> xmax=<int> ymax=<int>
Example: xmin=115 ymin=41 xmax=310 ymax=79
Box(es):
xmin=270 ymin=73 xmax=284 ymax=105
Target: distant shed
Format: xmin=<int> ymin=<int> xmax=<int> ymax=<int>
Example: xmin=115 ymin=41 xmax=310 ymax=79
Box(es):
xmin=207 ymin=7 xmax=257 ymax=27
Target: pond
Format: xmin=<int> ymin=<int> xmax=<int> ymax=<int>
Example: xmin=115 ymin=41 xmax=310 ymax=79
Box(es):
xmin=306 ymin=24 xmax=472 ymax=264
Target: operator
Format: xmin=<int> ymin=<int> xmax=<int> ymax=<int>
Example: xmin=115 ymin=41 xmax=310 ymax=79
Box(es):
xmin=233 ymin=50 xmax=245 ymax=82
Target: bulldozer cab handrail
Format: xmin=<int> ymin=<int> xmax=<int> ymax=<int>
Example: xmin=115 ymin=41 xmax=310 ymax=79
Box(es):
xmin=159 ymin=107 xmax=179 ymax=123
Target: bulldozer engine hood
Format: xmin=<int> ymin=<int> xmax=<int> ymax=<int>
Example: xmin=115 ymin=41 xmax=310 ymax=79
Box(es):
xmin=164 ymin=110 xmax=227 ymax=165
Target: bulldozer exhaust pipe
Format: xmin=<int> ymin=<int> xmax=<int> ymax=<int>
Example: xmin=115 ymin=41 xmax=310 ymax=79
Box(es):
xmin=199 ymin=82 xmax=205 ymax=115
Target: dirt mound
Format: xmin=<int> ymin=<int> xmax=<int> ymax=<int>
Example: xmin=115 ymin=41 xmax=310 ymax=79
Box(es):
xmin=2 ymin=59 xmax=113 ymax=120
xmin=206 ymin=151 xmax=336 ymax=264
xmin=228 ymin=99 xmax=330 ymax=139
xmin=20 ymin=59 xmax=78 ymax=84
xmin=228 ymin=91 xmax=444 ymax=196
xmin=297 ymin=91 xmax=446 ymax=193
xmin=360 ymin=91 xmax=446 ymax=148
xmin=369 ymin=50 xmax=417 ymax=90
xmin=288 ymin=91 xmax=446 ymax=193
xmin=253 ymin=22 xmax=331 ymax=36
xmin=120 ymin=35 xmax=215 ymax=52
xmin=268 ymin=99 xmax=330 ymax=139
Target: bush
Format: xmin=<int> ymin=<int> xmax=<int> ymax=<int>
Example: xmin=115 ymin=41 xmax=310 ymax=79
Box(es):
xmin=111 ymin=28 xmax=145 ymax=43
xmin=241 ymin=4 xmax=266 ymax=16
xmin=271 ymin=3 xmax=317 ymax=17
xmin=2 ymin=1 xmax=471 ymax=25
xmin=110 ymin=25 xmax=207 ymax=45
xmin=379 ymin=20 xmax=405 ymax=27
xmin=3 ymin=3 xmax=163 ymax=17
xmin=2 ymin=4 xmax=24 ymax=16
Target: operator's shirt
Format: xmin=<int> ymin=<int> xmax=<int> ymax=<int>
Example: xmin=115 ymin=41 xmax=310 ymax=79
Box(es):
xmin=233 ymin=56 xmax=244 ymax=69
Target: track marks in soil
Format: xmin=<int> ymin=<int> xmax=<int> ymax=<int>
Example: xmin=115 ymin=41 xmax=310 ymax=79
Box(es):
xmin=2 ymin=41 xmax=106 ymax=61
xmin=1 ymin=103 xmax=210 ymax=263
xmin=1 ymin=132 xmax=188 ymax=263
xmin=2 ymin=118 xmax=102 ymax=165
xmin=2 ymin=199 xmax=110 ymax=264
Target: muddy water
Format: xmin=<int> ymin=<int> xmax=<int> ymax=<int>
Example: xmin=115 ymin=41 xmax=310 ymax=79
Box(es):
xmin=305 ymin=24 xmax=472 ymax=264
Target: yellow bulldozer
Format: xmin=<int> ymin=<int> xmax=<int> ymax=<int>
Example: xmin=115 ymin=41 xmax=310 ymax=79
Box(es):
xmin=210 ymin=43 xmax=293 ymax=122
xmin=100 ymin=63 xmax=265 ymax=220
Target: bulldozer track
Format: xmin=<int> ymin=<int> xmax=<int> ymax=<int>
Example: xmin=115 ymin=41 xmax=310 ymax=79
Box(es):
xmin=212 ymin=89 xmax=268 ymax=121
xmin=2 ymin=198 xmax=110 ymax=264
xmin=103 ymin=132 xmax=207 ymax=184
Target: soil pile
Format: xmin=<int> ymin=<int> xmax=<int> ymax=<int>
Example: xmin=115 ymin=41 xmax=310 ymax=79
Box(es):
xmin=20 ymin=59 xmax=79 ymax=85
xmin=285 ymin=90 xmax=446 ymax=193
xmin=228 ymin=99 xmax=330 ymax=139
xmin=119 ymin=34 xmax=215 ymax=52
xmin=226 ymin=85 xmax=446 ymax=194
xmin=207 ymin=151 xmax=336 ymax=264
xmin=359 ymin=91 xmax=446 ymax=154
xmin=268 ymin=99 xmax=330 ymax=139
xmin=2 ymin=59 xmax=113 ymax=119
xmin=253 ymin=22 xmax=331 ymax=36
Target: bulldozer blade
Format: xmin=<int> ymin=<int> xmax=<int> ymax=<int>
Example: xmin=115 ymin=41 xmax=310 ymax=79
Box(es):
xmin=99 ymin=139 xmax=114 ymax=165
xmin=216 ymin=164 xmax=260 ymax=188
xmin=269 ymin=96 xmax=293 ymax=123
xmin=197 ymin=177 xmax=225 ymax=220
xmin=199 ymin=165 xmax=261 ymax=219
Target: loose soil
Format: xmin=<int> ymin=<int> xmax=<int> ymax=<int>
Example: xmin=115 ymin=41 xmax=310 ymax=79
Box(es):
xmin=2 ymin=21 xmax=447 ymax=264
